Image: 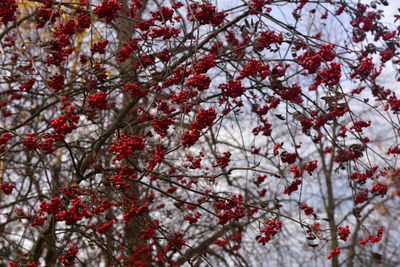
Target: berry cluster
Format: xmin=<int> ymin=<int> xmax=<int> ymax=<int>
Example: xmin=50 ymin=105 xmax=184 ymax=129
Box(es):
xmin=284 ymin=179 xmax=302 ymax=195
xmin=213 ymin=151 xmax=231 ymax=168
xmin=219 ymin=79 xmax=246 ymax=98
xmin=338 ymin=225 xmax=350 ymax=241
xmin=184 ymin=211 xmax=201 ymax=224
xmin=59 ymin=245 xmax=78 ymax=267
xmin=255 ymin=30 xmax=283 ymax=51
xmin=186 ymin=73 xmax=211 ymax=91
xmin=257 ymin=218 xmax=282 ymax=245
xmin=123 ymin=82 xmax=149 ymax=98
xmin=238 ymin=59 xmax=270 ymax=80
xmin=213 ymin=194 xmax=248 ymax=225
xmin=90 ymin=40 xmax=108 ymax=54
xmin=371 ymin=183 xmax=388 ymax=197
xmin=300 ymin=203 xmax=314 ymax=215
xmin=0 ymin=132 xmax=10 ymax=152
xmin=88 ymin=91 xmax=109 ymax=110
xmin=359 ymin=226 xmax=384 ymax=245
xmin=187 ymin=3 xmax=227 ymax=26
xmin=94 ymin=0 xmax=123 ymax=23
xmin=0 ymin=182 xmax=15 ymax=194
xmin=109 ymin=134 xmax=146 ymax=162
xmin=0 ymin=0 xmax=17 ymax=25
xmin=327 ymin=247 xmax=340 ymax=259
xmin=152 ymin=116 xmax=174 ymax=138
xmin=47 ymin=74 xmax=65 ymax=92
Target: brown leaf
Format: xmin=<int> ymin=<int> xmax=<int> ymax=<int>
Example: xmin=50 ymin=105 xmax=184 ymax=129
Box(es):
xmin=371 ymin=252 xmax=382 ymax=263
xmin=292 ymin=112 xmax=307 ymax=121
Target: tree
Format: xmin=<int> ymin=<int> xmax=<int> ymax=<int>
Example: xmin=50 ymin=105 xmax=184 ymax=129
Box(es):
xmin=1 ymin=0 xmax=400 ymax=266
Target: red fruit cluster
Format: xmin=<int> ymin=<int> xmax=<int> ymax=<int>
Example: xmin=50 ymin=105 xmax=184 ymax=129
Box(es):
xmin=191 ymin=108 xmax=217 ymax=130
xmin=371 ymin=183 xmax=388 ymax=197
xmin=59 ymin=245 xmax=78 ymax=267
xmin=255 ymin=175 xmax=267 ymax=185
xmin=123 ymin=82 xmax=149 ymax=98
xmin=51 ymin=103 xmax=79 ymax=137
xmin=255 ymin=30 xmax=283 ymax=51
xmin=35 ymin=6 xmax=60 ymax=29
xmin=0 ymin=182 xmax=15 ymax=194
xmin=39 ymin=197 xmax=62 ymax=215
xmin=338 ymin=225 xmax=350 ymax=241
xmin=141 ymin=219 xmax=159 ymax=240
xmin=90 ymin=40 xmax=108 ymax=54
xmin=303 ymin=160 xmax=318 ymax=174
xmin=349 ymin=166 xmax=378 ymax=184
xmin=327 ymin=247 xmax=340 ymax=259
xmin=380 ymin=48 xmax=393 ymax=63
xmin=354 ymin=189 xmax=369 ymax=204
xmin=213 ymin=151 xmax=231 ymax=168
xmin=96 ymin=219 xmax=118 ymax=233
xmin=123 ymin=204 xmax=149 ymax=223
xmin=187 ymin=3 xmax=227 ymax=26
xmin=77 ymin=12 xmax=91 ymax=30
xmin=56 ymin=198 xmax=93 ymax=225
xmin=213 ymin=194 xmax=248 ymax=225
xmin=300 ymin=203 xmax=314 ymax=215
xmin=350 ymin=57 xmax=374 ymax=80
xmin=350 ymin=120 xmax=371 ymax=132
xmin=297 ymin=44 xmax=335 ymax=74
xmin=104 ymin=166 xmax=136 ymax=190
xmin=180 ymin=129 xmax=200 ymax=148
xmin=184 ymin=211 xmax=201 ymax=224
xmin=152 ymin=116 xmax=174 ymax=138
xmin=109 ymin=134 xmax=146 ymax=162
xmin=186 ymin=73 xmax=211 ymax=91
xmin=195 ymin=55 xmax=215 ymax=74
xmin=150 ymin=26 xmax=180 ymax=40
xmin=219 ymin=79 xmax=246 ymax=98
xmin=284 ymin=179 xmax=302 ymax=195
xmin=19 ymin=78 xmax=35 ymax=92
xmin=150 ymin=6 xmax=174 ymax=23
xmin=214 ymin=232 xmax=242 ymax=248
xmin=359 ymin=226 xmax=384 ymax=245
xmin=157 ymin=49 xmax=170 ymax=62
xmin=310 ymin=62 xmax=341 ymax=90
xmin=166 ymin=232 xmax=186 ymax=252
xmin=94 ymin=0 xmax=123 ymax=23
xmin=238 ymin=59 xmax=270 ymax=80
xmin=0 ymin=132 xmax=10 ymax=152
xmin=117 ymin=38 xmax=140 ymax=62
xmin=88 ymin=91 xmax=109 ymax=110
xmin=44 ymin=26 xmax=75 ymax=66
xmin=281 ymin=152 xmax=297 ymax=164
xmin=181 ymin=107 xmax=216 ymax=148
xmin=22 ymin=98 xmax=79 ymax=154
xmin=387 ymin=146 xmax=400 ymax=154
xmin=249 ymin=0 xmax=266 ymax=14
xmin=0 ymin=0 xmax=17 ymax=25
xmin=47 ymin=74 xmax=65 ymax=92
xmin=257 ymin=218 xmax=282 ymax=245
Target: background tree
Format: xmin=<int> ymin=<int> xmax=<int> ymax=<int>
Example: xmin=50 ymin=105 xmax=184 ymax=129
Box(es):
xmin=0 ymin=0 xmax=400 ymax=266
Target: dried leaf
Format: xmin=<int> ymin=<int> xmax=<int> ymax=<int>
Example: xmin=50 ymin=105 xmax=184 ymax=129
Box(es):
xmin=245 ymin=19 xmax=250 ymax=28
xmin=371 ymin=252 xmax=382 ymax=263
xmin=292 ymin=112 xmax=307 ymax=121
